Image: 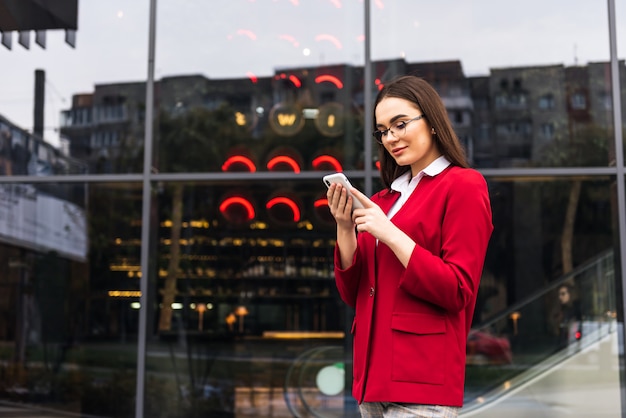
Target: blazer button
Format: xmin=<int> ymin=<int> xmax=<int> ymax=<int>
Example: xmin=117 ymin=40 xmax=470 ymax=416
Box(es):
xmin=369 ymin=287 xmax=375 ymax=297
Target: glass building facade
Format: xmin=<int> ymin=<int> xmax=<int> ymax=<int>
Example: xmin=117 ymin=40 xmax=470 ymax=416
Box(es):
xmin=0 ymin=1 xmax=625 ymax=417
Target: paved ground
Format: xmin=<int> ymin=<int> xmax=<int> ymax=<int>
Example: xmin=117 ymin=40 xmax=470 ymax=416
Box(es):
xmin=0 ymin=404 xmax=83 ymax=418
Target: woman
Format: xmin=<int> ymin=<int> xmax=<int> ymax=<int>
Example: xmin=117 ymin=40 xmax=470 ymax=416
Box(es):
xmin=327 ymin=75 xmax=493 ymax=417
xmin=555 ymin=283 xmax=582 ymax=348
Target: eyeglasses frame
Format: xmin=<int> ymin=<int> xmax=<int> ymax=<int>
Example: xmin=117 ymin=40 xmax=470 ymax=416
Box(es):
xmin=372 ymin=114 xmax=426 ymax=144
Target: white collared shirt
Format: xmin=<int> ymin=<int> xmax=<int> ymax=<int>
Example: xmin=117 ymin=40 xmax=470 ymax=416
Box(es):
xmin=386 ymin=156 xmax=451 ymax=219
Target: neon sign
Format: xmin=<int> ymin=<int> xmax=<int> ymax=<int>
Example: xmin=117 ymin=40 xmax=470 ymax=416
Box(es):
xmin=266 ymin=197 xmax=301 ymax=222
xmin=312 ymin=155 xmax=342 ymax=172
xmin=267 ymin=155 xmax=301 ymax=173
xmin=222 ymin=156 xmax=257 ymax=172
xmin=315 ymin=75 xmax=343 ymax=89
xmin=219 ymin=196 xmax=255 ymax=221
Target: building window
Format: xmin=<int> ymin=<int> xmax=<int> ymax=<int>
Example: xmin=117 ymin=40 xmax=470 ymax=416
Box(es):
xmin=570 ymin=92 xmax=586 ymax=110
xmin=479 ymin=123 xmax=489 ymax=141
xmin=538 ymin=94 xmax=555 ymax=109
xmin=495 ymin=93 xmax=507 ymax=109
xmin=600 ymin=91 xmax=612 ymax=110
xmin=541 ymin=123 xmax=555 ymax=139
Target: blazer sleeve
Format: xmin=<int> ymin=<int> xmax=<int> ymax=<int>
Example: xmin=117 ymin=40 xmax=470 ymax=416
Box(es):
xmin=398 ymin=170 xmax=493 ymax=313
xmin=334 ymin=240 xmax=365 ymax=309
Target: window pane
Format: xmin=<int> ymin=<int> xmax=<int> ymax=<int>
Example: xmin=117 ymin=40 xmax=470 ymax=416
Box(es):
xmin=468 ymin=176 xmax=620 ymax=413
xmin=0 ymin=182 xmax=141 ymax=417
xmin=371 ymin=1 xmax=616 ymax=168
xmin=153 ymin=1 xmax=366 ymax=173
xmin=146 ymin=179 xmax=351 ymax=417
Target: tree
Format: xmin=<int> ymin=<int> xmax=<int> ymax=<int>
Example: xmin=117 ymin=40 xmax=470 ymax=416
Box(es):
xmin=156 ymin=105 xmax=245 ymax=331
xmin=536 ymin=124 xmax=610 ymax=274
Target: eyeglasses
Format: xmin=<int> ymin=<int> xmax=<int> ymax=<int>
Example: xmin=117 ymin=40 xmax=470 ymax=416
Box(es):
xmin=372 ymin=114 xmax=425 ymax=144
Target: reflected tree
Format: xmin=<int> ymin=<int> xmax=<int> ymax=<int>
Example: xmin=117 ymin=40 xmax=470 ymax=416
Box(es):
xmin=537 ymin=125 xmax=610 ymax=274
xmin=156 ymin=105 xmax=245 ymax=331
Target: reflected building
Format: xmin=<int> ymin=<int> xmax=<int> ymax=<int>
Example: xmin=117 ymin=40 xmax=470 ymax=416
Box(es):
xmin=59 ymin=59 xmax=626 ymax=173
xmin=0 ymin=54 xmax=623 ymax=417
xmin=50 ymin=57 xmax=620 ymax=338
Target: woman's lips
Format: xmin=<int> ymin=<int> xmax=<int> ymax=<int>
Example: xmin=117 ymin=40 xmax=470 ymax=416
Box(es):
xmin=392 ymin=146 xmax=407 ymax=155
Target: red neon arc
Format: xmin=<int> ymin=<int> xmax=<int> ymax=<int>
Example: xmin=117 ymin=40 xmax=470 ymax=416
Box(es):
xmin=266 ymin=197 xmax=301 ymax=222
xmin=267 ymin=156 xmax=301 ymax=173
xmin=312 ymin=155 xmax=342 ymax=172
xmin=315 ymin=75 xmax=343 ymax=89
xmin=315 ymin=34 xmax=342 ymax=49
xmin=222 ymin=156 xmax=257 ymax=172
xmin=314 ymin=198 xmax=328 ymax=208
xmin=219 ymin=197 xmax=255 ymax=220
xmin=289 ymin=75 xmax=302 ymax=88
xmin=236 ymin=29 xmax=257 ymax=40
xmin=246 ymin=71 xmax=258 ymax=84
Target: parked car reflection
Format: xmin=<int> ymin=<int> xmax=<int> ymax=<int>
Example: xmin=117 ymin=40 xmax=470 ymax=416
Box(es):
xmin=467 ymin=330 xmax=513 ymax=365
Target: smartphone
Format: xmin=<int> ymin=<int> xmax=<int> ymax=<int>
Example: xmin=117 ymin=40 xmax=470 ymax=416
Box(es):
xmin=322 ymin=173 xmax=364 ymax=209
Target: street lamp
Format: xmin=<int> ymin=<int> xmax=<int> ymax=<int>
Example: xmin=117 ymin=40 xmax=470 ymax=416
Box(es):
xmin=226 ymin=312 xmax=236 ymax=332
xmin=235 ymin=305 xmax=249 ymax=333
xmin=196 ymin=303 xmax=206 ymax=331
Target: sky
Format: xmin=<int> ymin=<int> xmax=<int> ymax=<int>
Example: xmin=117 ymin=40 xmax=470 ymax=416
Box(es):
xmin=0 ymin=0 xmax=623 ymax=148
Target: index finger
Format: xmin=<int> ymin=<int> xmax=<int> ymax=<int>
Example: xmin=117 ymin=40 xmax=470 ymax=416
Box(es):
xmin=350 ymin=187 xmax=374 ymax=208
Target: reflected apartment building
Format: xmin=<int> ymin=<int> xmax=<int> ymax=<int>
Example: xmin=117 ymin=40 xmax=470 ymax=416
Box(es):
xmin=55 ymin=57 xmax=619 ymax=357
xmin=0 ymin=57 xmax=622 ymax=417
xmin=60 ymin=59 xmax=625 ymax=173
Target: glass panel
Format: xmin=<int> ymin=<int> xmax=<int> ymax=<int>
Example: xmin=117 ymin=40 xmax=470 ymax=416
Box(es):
xmin=153 ymin=1 xmax=366 ymax=173
xmin=145 ymin=179 xmax=356 ymax=417
xmin=370 ymin=1 xmax=616 ymax=168
xmin=0 ymin=118 xmax=88 ymax=175
xmin=1 ymin=3 xmax=149 ymax=175
xmin=466 ymin=176 xmax=621 ymax=414
xmin=0 ymin=182 xmax=142 ymax=417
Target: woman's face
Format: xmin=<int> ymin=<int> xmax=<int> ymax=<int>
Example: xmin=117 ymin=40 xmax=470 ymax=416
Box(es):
xmin=375 ymin=97 xmax=440 ymax=176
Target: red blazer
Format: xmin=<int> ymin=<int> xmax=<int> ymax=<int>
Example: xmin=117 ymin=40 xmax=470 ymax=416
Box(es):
xmin=334 ymin=166 xmax=493 ymax=407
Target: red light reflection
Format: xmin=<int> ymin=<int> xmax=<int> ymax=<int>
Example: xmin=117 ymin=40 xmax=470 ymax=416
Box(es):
xmin=312 ymin=155 xmax=342 ymax=172
xmin=246 ymin=71 xmax=258 ymax=83
xmin=315 ymin=34 xmax=342 ymax=50
xmin=315 ymin=75 xmax=343 ymax=89
xmin=219 ymin=197 xmax=255 ymax=221
xmin=279 ymin=34 xmax=300 ymax=47
xmin=288 ymin=75 xmax=302 ymax=88
xmin=222 ymin=156 xmax=257 ymax=172
xmin=266 ymin=197 xmax=301 ymax=222
xmin=236 ymin=29 xmax=257 ymax=40
xmin=267 ymin=156 xmax=301 ymax=173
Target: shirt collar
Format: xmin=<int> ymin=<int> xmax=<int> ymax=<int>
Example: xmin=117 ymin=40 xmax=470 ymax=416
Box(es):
xmin=424 ymin=155 xmax=451 ymax=176
xmin=390 ymin=155 xmax=451 ymax=193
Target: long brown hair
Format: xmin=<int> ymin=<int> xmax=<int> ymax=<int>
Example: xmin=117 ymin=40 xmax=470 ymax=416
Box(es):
xmin=374 ymin=75 xmax=468 ymax=189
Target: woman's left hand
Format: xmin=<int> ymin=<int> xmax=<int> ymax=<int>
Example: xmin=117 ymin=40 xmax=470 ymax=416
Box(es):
xmin=350 ymin=188 xmax=395 ymax=243
xmin=351 ymin=188 xmax=416 ymax=267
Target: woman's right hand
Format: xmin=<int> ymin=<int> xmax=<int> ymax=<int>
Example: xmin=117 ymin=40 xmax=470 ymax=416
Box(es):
xmin=327 ymin=183 xmax=355 ymax=229
xmin=327 ymin=183 xmax=358 ymax=269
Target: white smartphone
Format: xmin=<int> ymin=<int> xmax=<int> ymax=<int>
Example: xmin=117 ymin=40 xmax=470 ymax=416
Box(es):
xmin=322 ymin=173 xmax=364 ymax=209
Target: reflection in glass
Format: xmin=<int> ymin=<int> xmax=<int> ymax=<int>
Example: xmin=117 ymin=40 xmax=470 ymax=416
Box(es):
xmin=1 ymin=116 xmax=88 ymax=176
xmin=0 ymin=182 xmax=143 ymax=417
xmin=1 ymin=1 xmax=625 ymax=417
xmin=467 ymin=177 xmax=619 ymax=412
xmin=145 ymin=180 xmax=351 ymax=417
xmin=56 ymin=59 xmax=622 ymax=174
